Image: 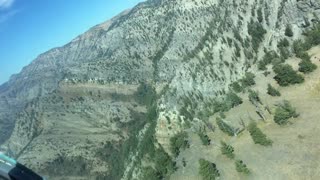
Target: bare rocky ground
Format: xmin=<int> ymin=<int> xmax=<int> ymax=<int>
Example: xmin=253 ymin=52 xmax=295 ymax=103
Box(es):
xmin=171 ymin=47 xmax=320 ymax=180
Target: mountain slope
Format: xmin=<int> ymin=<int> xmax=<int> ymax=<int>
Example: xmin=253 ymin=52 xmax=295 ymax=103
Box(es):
xmin=171 ymin=47 xmax=320 ymax=180
xmin=1 ymin=0 xmax=320 ymax=179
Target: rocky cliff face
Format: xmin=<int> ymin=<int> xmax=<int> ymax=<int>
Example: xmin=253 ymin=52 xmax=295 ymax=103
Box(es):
xmin=1 ymin=0 xmax=320 ymax=179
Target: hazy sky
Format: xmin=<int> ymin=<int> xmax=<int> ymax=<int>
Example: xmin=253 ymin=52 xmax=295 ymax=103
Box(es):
xmin=0 ymin=0 xmax=145 ymax=85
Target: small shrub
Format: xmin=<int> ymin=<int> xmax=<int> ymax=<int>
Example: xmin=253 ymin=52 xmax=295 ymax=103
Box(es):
xmin=231 ymin=81 xmax=243 ymax=93
xmin=248 ymin=90 xmax=261 ymax=105
xmin=296 ymin=51 xmax=310 ymax=60
xmin=279 ymin=47 xmax=290 ymax=60
xmin=199 ymin=159 xmax=220 ymax=180
xmin=248 ymin=19 xmax=267 ymax=52
xmin=257 ymin=8 xmax=263 ymax=23
xmin=198 ymin=131 xmax=210 ymax=146
xmin=285 ymin=24 xmax=293 ymax=37
xmin=271 ymin=58 xmax=284 ymax=66
xmin=216 ymin=117 xmax=236 ymax=136
xmin=142 ymin=167 xmax=160 ymax=180
xmin=241 ymin=72 xmax=256 ymax=87
xmin=298 ymin=59 xmax=317 ymax=73
xmin=233 ymin=29 xmax=243 ymax=43
xmin=267 ymin=84 xmax=281 ymax=96
xmin=273 ymin=64 xmax=304 ymax=86
xmin=304 ymin=23 xmax=320 ymax=46
xmin=182 ymin=158 xmax=187 ymax=167
xmin=170 ymin=132 xmax=189 ymax=157
xmin=235 ymin=160 xmax=250 ymax=174
xmin=292 ymin=39 xmax=309 ymax=55
xmin=258 ymin=51 xmax=280 ymax=70
xmin=135 ymin=82 xmax=156 ymax=106
xmin=226 ymin=92 xmax=243 ymax=108
xmin=274 ymin=101 xmax=299 ymax=125
xmin=277 ymin=38 xmax=289 ymax=48
xmin=212 ymin=100 xmax=229 ymax=113
xmin=220 ymin=141 xmax=235 ymax=159
xmin=248 ymin=121 xmax=272 ymax=146
xmin=154 ymin=148 xmax=176 ymax=178
xmin=219 ymin=112 xmax=226 ymax=119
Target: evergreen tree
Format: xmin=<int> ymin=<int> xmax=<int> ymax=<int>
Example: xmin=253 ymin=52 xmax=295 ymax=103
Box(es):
xmin=274 ymin=101 xmax=299 ymax=125
xmin=235 ymin=160 xmax=250 ymax=174
xmin=198 ymin=131 xmax=211 ymax=146
xmin=142 ymin=167 xmax=160 ymax=180
xmin=298 ymin=59 xmax=317 ymax=74
xmin=170 ymin=132 xmax=189 ymax=157
xmin=226 ymin=92 xmax=243 ymax=108
xmin=285 ymin=24 xmax=293 ymax=37
xmin=216 ymin=117 xmax=236 ymax=136
xmin=267 ymin=84 xmax=281 ymax=96
xmin=248 ymin=90 xmax=261 ymax=104
xmin=273 ymin=64 xmax=304 ymax=86
xmin=241 ymin=72 xmax=256 ymax=87
xmin=257 ymin=8 xmax=263 ymax=23
xmin=248 ymin=121 xmax=272 ymax=146
xmin=199 ymin=159 xmax=220 ymax=180
xmin=220 ymin=141 xmax=235 ymax=159
xmin=231 ymin=82 xmax=243 ymax=93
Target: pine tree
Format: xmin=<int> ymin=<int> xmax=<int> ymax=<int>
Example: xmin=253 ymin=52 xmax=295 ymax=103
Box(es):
xmin=199 ymin=159 xmax=220 ymax=180
xmin=248 ymin=121 xmax=272 ymax=146
xmin=285 ymin=24 xmax=293 ymax=37
xmin=274 ymin=101 xmax=299 ymax=125
xmin=216 ymin=117 xmax=235 ymax=136
xmin=248 ymin=90 xmax=261 ymax=105
xmin=220 ymin=141 xmax=235 ymax=159
xmin=198 ymin=131 xmax=210 ymax=146
xmin=298 ymin=59 xmax=317 ymax=74
xmin=235 ymin=160 xmax=250 ymax=174
xmin=170 ymin=132 xmax=189 ymax=157
xmin=226 ymin=92 xmax=243 ymax=108
xmin=267 ymin=84 xmax=281 ymax=96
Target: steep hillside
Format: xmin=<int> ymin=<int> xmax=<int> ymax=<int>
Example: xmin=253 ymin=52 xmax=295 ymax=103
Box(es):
xmin=171 ymin=47 xmax=320 ymax=180
xmin=1 ymin=0 xmax=320 ymax=179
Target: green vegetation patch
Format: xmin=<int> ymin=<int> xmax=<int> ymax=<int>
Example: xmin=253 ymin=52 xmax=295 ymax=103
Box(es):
xmin=274 ymin=101 xmax=299 ymax=125
xmin=277 ymin=38 xmax=290 ymax=48
xmin=273 ymin=64 xmax=304 ymax=86
xmin=240 ymin=72 xmax=256 ymax=88
xmin=198 ymin=159 xmax=220 ymax=180
xmin=285 ymin=24 xmax=293 ymax=37
xmin=226 ymin=92 xmax=243 ymax=108
xmin=230 ymin=82 xmax=243 ymax=93
xmin=198 ymin=131 xmax=211 ymax=146
xmin=248 ymin=121 xmax=272 ymax=146
xmin=304 ymin=23 xmax=320 ymax=46
xmin=135 ymin=82 xmax=157 ymax=106
xmin=216 ymin=117 xmax=236 ymax=136
xmin=258 ymin=51 xmax=280 ymax=70
xmin=293 ymin=23 xmax=320 ymax=57
xmin=298 ymin=54 xmax=317 ymax=74
xmin=235 ymin=160 xmax=250 ymax=174
xmin=248 ymin=89 xmax=261 ymax=105
xmin=170 ymin=132 xmax=189 ymax=157
xmin=230 ymin=72 xmax=256 ymax=94
xmin=267 ymin=84 xmax=281 ymax=96
xmin=220 ymin=141 xmax=235 ymax=159
xmin=141 ymin=167 xmax=161 ymax=180
xmin=248 ymin=19 xmax=267 ymax=52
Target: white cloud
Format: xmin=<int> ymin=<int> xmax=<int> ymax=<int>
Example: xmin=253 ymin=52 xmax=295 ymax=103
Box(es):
xmin=0 ymin=0 xmax=14 ymax=9
xmin=0 ymin=0 xmax=16 ymax=23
